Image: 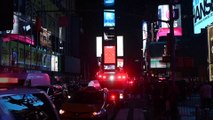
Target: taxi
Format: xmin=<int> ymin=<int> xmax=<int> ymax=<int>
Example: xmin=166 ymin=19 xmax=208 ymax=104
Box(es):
xmin=59 ymin=86 xmax=111 ymax=120
xmin=0 ymin=78 xmax=61 ymax=120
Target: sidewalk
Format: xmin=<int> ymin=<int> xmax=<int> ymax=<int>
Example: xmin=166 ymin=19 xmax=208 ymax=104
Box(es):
xmin=177 ymin=94 xmax=213 ymax=120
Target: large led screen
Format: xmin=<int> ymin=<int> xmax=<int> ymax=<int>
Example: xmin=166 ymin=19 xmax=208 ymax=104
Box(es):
xmin=117 ymin=58 xmax=124 ymax=68
xmin=40 ymin=27 xmax=52 ymax=49
xmin=142 ymin=21 xmax=148 ymax=57
xmin=3 ymin=12 xmax=35 ymax=45
xmin=149 ymin=42 xmax=168 ymax=68
xmin=157 ymin=4 xmax=182 ymax=40
xmin=104 ymin=0 xmax=115 ymax=7
xmin=117 ymin=36 xmax=124 ymax=57
xmin=104 ymin=46 xmax=116 ymax=64
xmin=51 ymin=55 xmax=58 ymax=72
xmin=208 ymin=25 xmax=213 ymax=81
xmin=193 ymin=0 xmax=213 ymax=34
xmin=104 ymin=9 xmax=115 ymax=27
xmin=96 ymin=36 xmax=102 ymax=57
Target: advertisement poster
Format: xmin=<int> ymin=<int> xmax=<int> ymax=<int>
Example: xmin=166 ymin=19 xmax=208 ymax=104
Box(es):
xmin=208 ymin=25 xmax=213 ymax=81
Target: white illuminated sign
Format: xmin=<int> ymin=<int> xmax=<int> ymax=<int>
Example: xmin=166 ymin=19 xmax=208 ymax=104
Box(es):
xmin=117 ymin=36 xmax=124 ymax=57
xmin=96 ymin=36 xmax=102 ymax=57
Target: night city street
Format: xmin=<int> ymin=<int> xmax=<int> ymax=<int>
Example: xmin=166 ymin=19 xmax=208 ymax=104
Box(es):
xmin=0 ymin=0 xmax=213 ymax=120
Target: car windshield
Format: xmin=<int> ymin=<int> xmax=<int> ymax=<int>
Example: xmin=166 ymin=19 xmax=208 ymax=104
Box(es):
xmin=0 ymin=93 xmax=58 ymax=120
xmin=68 ymin=91 xmax=104 ymax=104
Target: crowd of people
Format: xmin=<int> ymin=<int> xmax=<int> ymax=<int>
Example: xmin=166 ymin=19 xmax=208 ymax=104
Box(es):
xmin=141 ymin=77 xmax=213 ymax=120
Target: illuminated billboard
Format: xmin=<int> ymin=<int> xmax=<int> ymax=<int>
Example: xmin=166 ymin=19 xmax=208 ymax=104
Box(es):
xmin=157 ymin=4 xmax=182 ymax=40
xmin=104 ymin=0 xmax=115 ymax=7
xmin=3 ymin=12 xmax=35 ymax=45
xmin=51 ymin=55 xmax=58 ymax=72
xmin=117 ymin=36 xmax=124 ymax=57
xmin=117 ymin=58 xmax=124 ymax=68
xmin=104 ymin=9 xmax=115 ymax=27
xmin=142 ymin=21 xmax=148 ymax=57
xmin=104 ymin=46 xmax=116 ymax=64
xmin=208 ymin=25 xmax=213 ymax=81
xmin=40 ymin=27 xmax=52 ymax=49
xmin=150 ymin=42 xmax=168 ymax=68
xmin=193 ymin=0 xmax=213 ymax=34
xmin=96 ymin=36 xmax=102 ymax=57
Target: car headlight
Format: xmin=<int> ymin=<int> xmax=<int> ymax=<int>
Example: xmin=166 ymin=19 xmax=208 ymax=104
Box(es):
xmin=92 ymin=109 xmax=106 ymax=116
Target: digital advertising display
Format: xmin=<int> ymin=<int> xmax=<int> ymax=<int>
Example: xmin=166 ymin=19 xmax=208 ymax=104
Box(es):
xmin=104 ymin=0 xmax=115 ymax=7
xmin=117 ymin=36 xmax=124 ymax=57
xmin=142 ymin=21 xmax=148 ymax=57
xmin=104 ymin=9 xmax=115 ymax=27
xmin=104 ymin=46 xmax=116 ymax=64
xmin=40 ymin=27 xmax=52 ymax=49
xmin=208 ymin=25 xmax=213 ymax=81
xmin=96 ymin=36 xmax=102 ymax=57
xmin=193 ymin=0 xmax=213 ymax=34
xmin=117 ymin=58 xmax=124 ymax=68
xmin=157 ymin=4 xmax=182 ymax=40
xmin=3 ymin=12 xmax=35 ymax=45
xmin=51 ymin=55 xmax=59 ymax=72
xmin=149 ymin=42 xmax=168 ymax=68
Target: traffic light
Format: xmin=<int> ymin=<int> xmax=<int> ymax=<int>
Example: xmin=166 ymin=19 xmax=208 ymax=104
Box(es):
xmin=0 ymin=0 xmax=14 ymax=31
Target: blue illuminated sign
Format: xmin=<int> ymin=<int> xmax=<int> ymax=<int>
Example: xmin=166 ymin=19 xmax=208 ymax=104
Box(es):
xmin=104 ymin=10 xmax=115 ymax=27
xmin=104 ymin=0 xmax=115 ymax=7
xmin=193 ymin=0 xmax=213 ymax=34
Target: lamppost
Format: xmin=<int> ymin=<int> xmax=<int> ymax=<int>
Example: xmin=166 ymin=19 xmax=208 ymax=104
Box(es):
xmin=169 ymin=0 xmax=175 ymax=82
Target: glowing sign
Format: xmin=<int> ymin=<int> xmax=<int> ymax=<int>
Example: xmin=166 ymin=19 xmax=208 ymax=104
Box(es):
xmin=96 ymin=36 xmax=102 ymax=57
xmin=104 ymin=9 xmax=115 ymax=27
xmin=193 ymin=0 xmax=213 ymax=34
xmin=104 ymin=46 xmax=116 ymax=64
xmin=104 ymin=0 xmax=115 ymax=7
xmin=117 ymin=36 xmax=124 ymax=57
xmin=157 ymin=4 xmax=182 ymax=40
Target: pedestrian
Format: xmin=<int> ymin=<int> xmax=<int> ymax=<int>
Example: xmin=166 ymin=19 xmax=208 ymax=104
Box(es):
xmin=199 ymin=81 xmax=212 ymax=109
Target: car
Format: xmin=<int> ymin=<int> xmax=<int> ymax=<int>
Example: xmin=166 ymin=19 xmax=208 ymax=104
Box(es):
xmin=59 ymin=86 xmax=113 ymax=120
xmin=0 ymin=72 xmax=67 ymax=110
xmin=0 ymin=87 xmax=61 ymax=120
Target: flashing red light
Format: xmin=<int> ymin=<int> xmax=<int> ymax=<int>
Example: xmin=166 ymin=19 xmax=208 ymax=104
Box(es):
xmin=98 ymin=74 xmax=102 ymax=78
xmin=117 ymin=75 xmax=122 ymax=79
xmin=122 ymin=75 xmax=126 ymax=79
xmin=0 ymin=78 xmax=18 ymax=84
xmin=103 ymin=75 xmax=107 ymax=79
xmin=129 ymin=80 xmax=134 ymax=84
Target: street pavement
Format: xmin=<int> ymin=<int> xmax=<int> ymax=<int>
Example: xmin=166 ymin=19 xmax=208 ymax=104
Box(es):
xmin=177 ymin=94 xmax=213 ymax=120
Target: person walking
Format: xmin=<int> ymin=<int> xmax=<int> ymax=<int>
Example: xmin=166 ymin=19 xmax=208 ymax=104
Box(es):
xmin=199 ymin=81 xmax=212 ymax=109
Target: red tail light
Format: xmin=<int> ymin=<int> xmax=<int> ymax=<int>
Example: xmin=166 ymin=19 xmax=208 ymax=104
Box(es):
xmin=103 ymin=75 xmax=106 ymax=79
xmin=98 ymin=74 xmax=102 ymax=78
xmin=110 ymin=94 xmax=116 ymax=100
xmin=122 ymin=75 xmax=126 ymax=79
xmin=0 ymin=78 xmax=18 ymax=84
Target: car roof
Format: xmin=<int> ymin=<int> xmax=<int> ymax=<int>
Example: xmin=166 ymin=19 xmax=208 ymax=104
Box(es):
xmin=0 ymin=88 xmax=46 ymax=96
xmin=0 ymin=73 xmax=51 ymax=87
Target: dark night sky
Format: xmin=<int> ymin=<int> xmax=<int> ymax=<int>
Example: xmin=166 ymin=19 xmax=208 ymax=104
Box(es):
xmin=76 ymin=0 xmax=158 ymax=76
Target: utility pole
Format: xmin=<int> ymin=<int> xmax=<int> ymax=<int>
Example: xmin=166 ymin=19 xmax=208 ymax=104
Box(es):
xmin=169 ymin=0 xmax=175 ymax=82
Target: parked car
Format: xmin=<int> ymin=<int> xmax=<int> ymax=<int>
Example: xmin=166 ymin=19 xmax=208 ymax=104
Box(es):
xmin=59 ymin=86 xmax=112 ymax=120
xmin=0 ymin=87 xmax=61 ymax=120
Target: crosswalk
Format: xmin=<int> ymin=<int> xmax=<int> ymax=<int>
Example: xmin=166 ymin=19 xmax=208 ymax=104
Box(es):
xmin=114 ymin=108 xmax=145 ymax=120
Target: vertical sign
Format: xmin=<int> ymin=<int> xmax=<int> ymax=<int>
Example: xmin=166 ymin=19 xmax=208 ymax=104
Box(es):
xmin=208 ymin=25 xmax=213 ymax=81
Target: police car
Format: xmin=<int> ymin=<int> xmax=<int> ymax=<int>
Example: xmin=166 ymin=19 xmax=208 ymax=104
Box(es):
xmin=0 ymin=75 xmax=61 ymax=120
